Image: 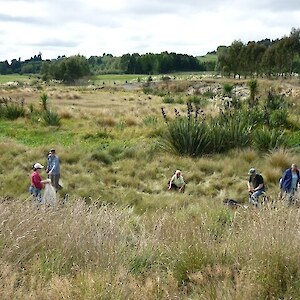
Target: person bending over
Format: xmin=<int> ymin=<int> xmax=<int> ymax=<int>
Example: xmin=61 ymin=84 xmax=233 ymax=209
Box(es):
xmin=168 ymin=170 xmax=186 ymax=193
xmin=247 ymin=168 xmax=265 ymax=206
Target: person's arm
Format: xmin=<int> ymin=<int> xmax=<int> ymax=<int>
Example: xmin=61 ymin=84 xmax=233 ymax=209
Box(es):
xmin=169 ymin=175 xmax=175 ymax=189
xmin=247 ymin=177 xmax=253 ymax=192
xmin=281 ymin=170 xmax=288 ymax=190
xmin=46 ymin=156 xmax=50 ymax=173
xmin=254 ymin=183 xmax=264 ymax=191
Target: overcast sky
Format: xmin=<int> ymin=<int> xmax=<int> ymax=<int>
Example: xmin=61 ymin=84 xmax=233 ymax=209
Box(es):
xmin=0 ymin=0 xmax=299 ymax=61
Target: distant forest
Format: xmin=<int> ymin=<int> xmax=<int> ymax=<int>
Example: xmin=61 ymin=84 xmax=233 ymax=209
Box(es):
xmin=0 ymin=28 xmax=299 ymax=81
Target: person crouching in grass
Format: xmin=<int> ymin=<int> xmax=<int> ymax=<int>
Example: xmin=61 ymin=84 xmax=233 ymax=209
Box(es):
xmin=168 ymin=170 xmax=186 ymax=193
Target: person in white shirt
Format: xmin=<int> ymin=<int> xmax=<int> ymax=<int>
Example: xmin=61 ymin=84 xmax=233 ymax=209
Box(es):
xmin=168 ymin=170 xmax=185 ymax=193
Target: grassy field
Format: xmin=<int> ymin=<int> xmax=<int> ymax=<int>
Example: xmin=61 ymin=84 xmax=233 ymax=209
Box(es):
xmin=0 ymin=74 xmax=35 ymax=84
xmin=197 ymin=53 xmax=218 ymax=63
xmin=0 ymin=76 xmax=300 ymax=299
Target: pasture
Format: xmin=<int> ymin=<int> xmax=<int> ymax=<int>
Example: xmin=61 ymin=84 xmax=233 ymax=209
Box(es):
xmin=0 ymin=75 xmax=300 ymax=299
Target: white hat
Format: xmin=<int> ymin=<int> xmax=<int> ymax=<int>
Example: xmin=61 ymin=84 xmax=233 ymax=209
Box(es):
xmin=34 ymin=162 xmax=44 ymax=169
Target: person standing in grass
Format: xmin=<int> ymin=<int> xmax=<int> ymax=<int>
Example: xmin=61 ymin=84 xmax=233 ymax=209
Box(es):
xmin=280 ymin=163 xmax=300 ymax=204
xmin=30 ymin=163 xmax=50 ymax=203
xmin=46 ymin=148 xmax=62 ymax=191
xmin=168 ymin=170 xmax=186 ymax=193
xmin=247 ymin=168 xmax=265 ymax=206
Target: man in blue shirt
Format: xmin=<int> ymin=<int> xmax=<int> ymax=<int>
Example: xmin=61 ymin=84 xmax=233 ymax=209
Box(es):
xmin=46 ymin=148 xmax=62 ymax=191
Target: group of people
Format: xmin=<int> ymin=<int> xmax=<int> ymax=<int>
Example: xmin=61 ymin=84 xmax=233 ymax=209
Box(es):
xmin=29 ymin=148 xmax=61 ymax=202
xmin=248 ymin=164 xmax=300 ymax=206
xmin=29 ymin=151 xmax=299 ymax=206
xmin=168 ymin=164 xmax=300 ymax=206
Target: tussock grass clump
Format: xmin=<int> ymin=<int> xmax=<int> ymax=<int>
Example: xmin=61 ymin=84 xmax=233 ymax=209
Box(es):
xmin=265 ymin=148 xmax=291 ymax=170
xmin=59 ymin=109 xmax=73 ymax=119
xmin=97 ymin=116 xmax=116 ymax=127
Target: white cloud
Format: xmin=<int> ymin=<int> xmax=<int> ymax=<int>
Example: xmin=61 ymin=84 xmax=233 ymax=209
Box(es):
xmin=0 ymin=0 xmax=299 ymax=61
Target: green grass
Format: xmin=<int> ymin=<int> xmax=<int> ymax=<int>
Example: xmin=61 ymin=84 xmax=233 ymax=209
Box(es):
xmin=197 ymin=53 xmax=218 ymax=63
xmin=0 ymin=120 xmax=75 ymax=147
xmin=90 ymin=74 xmax=147 ymax=85
xmin=0 ymin=74 xmax=33 ymax=84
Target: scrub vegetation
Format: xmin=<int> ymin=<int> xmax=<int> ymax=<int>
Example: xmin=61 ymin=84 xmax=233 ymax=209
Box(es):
xmin=0 ymin=75 xmax=300 ymax=299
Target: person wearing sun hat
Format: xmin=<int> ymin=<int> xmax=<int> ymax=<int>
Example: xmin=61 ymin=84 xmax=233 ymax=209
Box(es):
xmin=46 ymin=148 xmax=61 ymax=191
xmin=30 ymin=162 xmax=50 ymax=203
xmin=247 ymin=167 xmax=265 ymax=205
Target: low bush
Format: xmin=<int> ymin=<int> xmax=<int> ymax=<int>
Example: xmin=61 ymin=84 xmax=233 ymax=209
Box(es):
xmin=91 ymin=151 xmax=113 ymax=165
xmin=42 ymin=110 xmax=61 ymax=126
xmin=252 ymin=127 xmax=287 ymax=151
xmin=3 ymin=104 xmax=25 ymax=120
xmin=162 ymin=96 xmax=175 ymax=104
xmin=160 ymin=106 xmax=252 ymax=156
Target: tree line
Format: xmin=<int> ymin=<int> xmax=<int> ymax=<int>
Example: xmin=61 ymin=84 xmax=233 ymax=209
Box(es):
xmin=0 ymin=28 xmax=299 ymax=82
xmin=216 ymin=28 xmax=300 ymax=78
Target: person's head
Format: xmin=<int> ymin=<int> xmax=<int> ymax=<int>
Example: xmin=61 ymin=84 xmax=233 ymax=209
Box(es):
xmin=291 ymin=163 xmax=298 ymax=172
xmin=49 ymin=148 xmax=56 ymax=157
xmin=175 ymin=170 xmax=181 ymax=177
xmin=248 ymin=168 xmax=256 ymax=177
xmin=33 ymin=162 xmax=44 ymax=172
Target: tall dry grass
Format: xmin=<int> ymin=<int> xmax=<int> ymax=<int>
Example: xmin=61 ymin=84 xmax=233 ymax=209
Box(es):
xmin=1 ymin=200 xmax=300 ymax=299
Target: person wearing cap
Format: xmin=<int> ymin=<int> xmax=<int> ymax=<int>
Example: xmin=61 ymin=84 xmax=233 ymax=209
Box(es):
xmin=280 ymin=163 xmax=300 ymax=204
xmin=30 ymin=163 xmax=50 ymax=202
xmin=247 ymin=168 xmax=265 ymax=205
xmin=46 ymin=148 xmax=61 ymax=191
xmin=168 ymin=170 xmax=186 ymax=193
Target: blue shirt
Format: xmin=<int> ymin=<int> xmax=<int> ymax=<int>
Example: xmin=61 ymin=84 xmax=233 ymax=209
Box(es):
xmin=47 ymin=155 xmax=60 ymax=175
xmin=281 ymin=168 xmax=300 ymax=192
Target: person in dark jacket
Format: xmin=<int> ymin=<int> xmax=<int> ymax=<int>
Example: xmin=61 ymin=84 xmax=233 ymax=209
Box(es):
xmin=247 ymin=168 xmax=265 ymax=206
xmin=281 ymin=164 xmax=300 ymax=204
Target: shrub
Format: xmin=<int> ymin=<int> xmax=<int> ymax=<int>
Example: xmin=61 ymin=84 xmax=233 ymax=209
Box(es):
xmin=91 ymin=151 xmax=113 ymax=165
xmin=42 ymin=110 xmax=61 ymax=126
xmin=160 ymin=107 xmax=252 ymax=156
xmin=223 ymin=83 xmax=234 ymax=97
xmin=265 ymin=89 xmax=287 ymax=111
xmin=187 ymin=95 xmax=200 ymax=105
xmin=160 ymin=117 xmax=210 ymax=156
xmin=202 ymin=90 xmax=215 ymax=99
xmin=248 ymin=79 xmax=258 ymax=107
xmin=3 ymin=104 xmax=25 ymax=120
xmin=162 ymin=96 xmax=175 ymax=104
xmin=40 ymin=92 xmax=48 ymax=111
xmin=269 ymin=109 xmax=288 ymax=128
xmin=252 ymin=127 xmax=287 ymax=151
xmin=143 ymin=116 xmax=158 ymax=126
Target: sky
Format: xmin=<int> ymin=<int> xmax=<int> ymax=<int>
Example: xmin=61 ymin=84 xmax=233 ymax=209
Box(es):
xmin=0 ymin=0 xmax=299 ymax=62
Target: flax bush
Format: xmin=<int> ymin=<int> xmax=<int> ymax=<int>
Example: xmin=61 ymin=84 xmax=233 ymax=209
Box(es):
xmin=42 ymin=110 xmax=61 ymax=126
xmin=3 ymin=104 xmax=25 ymax=120
xmin=160 ymin=106 xmax=252 ymax=156
xmin=252 ymin=127 xmax=287 ymax=151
